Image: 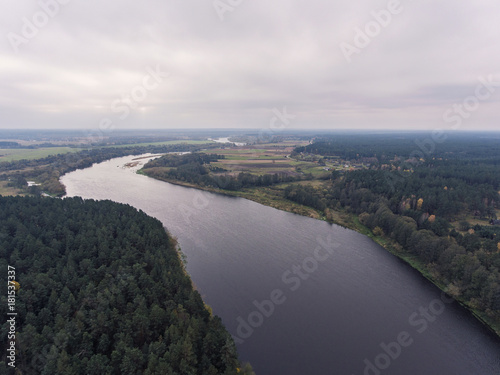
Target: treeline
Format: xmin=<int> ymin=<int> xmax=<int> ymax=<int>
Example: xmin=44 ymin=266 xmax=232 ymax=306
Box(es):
xmin=284 ymin=184 xmax=326 ymax=211
xmin=143 ymin=152 xmax=301 ymax=191
xmin=0 ymin=196 xmax=252 ymax=374
xmin=283 ymin=166 xmax=500 ymax=329
xmin=356 ymin=201 xmax=500 ymax=316
xmin=145 ymin=153 xmax=224 ymax=168
xmin=0 ymin=142 xmax=62 ymax=149
xmin=338 ymin=161 xmax=499 ymax=221
xmin=0 ymin=144 xmax=215 ymax=196
xmin=285 ymin=161 xmax=499 ymax=224
xmin=0 ymin=142 xmax=22 ymax=148
xmin=283 ymin=133 xmax=500 ymax=331
xmin=293 ymin=132 xmax=500 ymax=161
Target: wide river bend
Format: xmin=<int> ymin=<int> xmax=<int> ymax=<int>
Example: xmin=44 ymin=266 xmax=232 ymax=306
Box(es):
xmin=61 ymin=155 xmax=500 ymax=375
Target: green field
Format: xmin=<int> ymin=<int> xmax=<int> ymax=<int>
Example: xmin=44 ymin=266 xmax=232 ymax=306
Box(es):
xmin=200 ymin=144 xmax=341 ymax=179
xmin=109 ymin=140 xmax=215 ymax=148
xmin=0 ymin=181 xmax=23 ymax=196
xmin=0 ymin=140 xmax=213 ymax=162
xmin=0 ymin=147 xmax=82 ymax=162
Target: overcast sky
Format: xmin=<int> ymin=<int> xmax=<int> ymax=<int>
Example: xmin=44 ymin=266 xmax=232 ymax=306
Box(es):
xmin=1 ymin=0 xmax=499 ymax=132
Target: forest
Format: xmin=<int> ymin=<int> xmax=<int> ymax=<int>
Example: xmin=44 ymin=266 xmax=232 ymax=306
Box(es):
xmin=0 ymin=196 xmax=252 ymax=374
xmin=293 ymin=132 xmax=500 ymax=161
xmin=142 ymin=133 xmax=500 ymax=333
xmin=285 ymin=134 xmax=500 ymax=332
xmin=142 ymin=153 xmax=302 ymax=191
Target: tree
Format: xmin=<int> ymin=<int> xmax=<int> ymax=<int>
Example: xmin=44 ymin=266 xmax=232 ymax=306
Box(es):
xmin=417 ymin=198 xmax=424 ymax=211
xmin=459 ymin=221 xmax=471 ymax=231
xmin=120 ymin=348 xmax=144 ymax=375
xmin=0 ymin=196 xmax=242 ymax=375
xmin=87 ymin=354 xmax=112 ymax=375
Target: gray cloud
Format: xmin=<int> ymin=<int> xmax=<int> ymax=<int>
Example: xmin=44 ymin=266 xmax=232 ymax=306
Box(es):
xmin=0 ymin=0 xmax=499 ymax=131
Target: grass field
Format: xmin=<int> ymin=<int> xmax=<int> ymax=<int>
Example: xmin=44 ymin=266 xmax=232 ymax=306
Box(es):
xmin=0 ymin=140 xmax=213 ymax=162
xmin=208 ymin=144 xmax=336 ymax=178
xmin=0 ymin=181 xmax=23 ymax=196
xmin=0 ymin=147 xmax=82 ymax=162
xmin=109 ymin=140 xmax=215 ymax=148
xmin=450 ymin=208 xmax=500 ymax=230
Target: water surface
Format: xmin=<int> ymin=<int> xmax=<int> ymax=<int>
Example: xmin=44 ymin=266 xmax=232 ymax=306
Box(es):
xmin=61 ymin=155 xmax=500 ymax=375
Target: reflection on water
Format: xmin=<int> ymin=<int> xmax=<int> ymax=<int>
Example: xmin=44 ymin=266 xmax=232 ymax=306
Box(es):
xmin=61 ymin=155 xmax=500 ymax=375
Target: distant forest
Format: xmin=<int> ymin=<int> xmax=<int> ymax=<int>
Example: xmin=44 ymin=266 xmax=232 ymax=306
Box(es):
xmin=286 ymin=133 xmax=500 ymax=331
xmin=141 ymin=133 xmax=500 ymax=333
xmin=0 ymin=143 xmax=219 ymax=196
xmin=0 ymin=196 xmax=251 ymax=374
xmin=294 ymin=132 xmax=500 ymax=161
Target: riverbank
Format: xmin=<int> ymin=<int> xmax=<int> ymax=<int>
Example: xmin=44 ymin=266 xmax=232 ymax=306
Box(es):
xmin=351 ymin=219 xmax=500 ymax=338
xmin=139 ymin=169 xmax=500 ymax=337
xmin=59 ymin=155 xmax=500 ymax=374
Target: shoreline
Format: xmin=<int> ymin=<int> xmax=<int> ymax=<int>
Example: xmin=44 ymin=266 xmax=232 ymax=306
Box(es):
xmin=140 ymin=169 xmax=500 ymax=338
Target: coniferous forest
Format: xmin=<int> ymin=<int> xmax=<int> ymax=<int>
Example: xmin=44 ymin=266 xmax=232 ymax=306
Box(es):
xmin=286 ymin=134 xmax=500 ymax=331
xmin=0 ymin=196 xmax=243 ymax=374
xmin=140 ymin=133 xmax=500 ymax=333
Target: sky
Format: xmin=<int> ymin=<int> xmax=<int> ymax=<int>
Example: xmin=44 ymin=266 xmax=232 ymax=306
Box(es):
xmin=0 ymin=0 xmax=499 ymax=132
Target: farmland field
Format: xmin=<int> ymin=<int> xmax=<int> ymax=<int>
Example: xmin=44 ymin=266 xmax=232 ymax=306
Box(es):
xmin=0 ymin=147 xmax=82 ymax=162
xmin=109 ymin=140 xmax=215 ymax=148
xmin=208 ymin=143 xmax=350 ymax=178
xmin=0 ymin=181 xmax=22 ymax=196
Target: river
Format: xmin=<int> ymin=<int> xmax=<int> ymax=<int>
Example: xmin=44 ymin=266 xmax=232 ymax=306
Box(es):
xmin=61 ymin=154 xmax=500 ymax=375
xmin=208 ymin=137 xmax=247 ymax=146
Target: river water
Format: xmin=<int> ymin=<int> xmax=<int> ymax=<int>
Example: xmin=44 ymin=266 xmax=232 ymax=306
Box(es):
xmin=61 ymin=155 xmax=500 ymax=375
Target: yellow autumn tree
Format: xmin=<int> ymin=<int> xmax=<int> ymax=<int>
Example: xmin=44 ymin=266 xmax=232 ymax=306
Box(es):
xmin=417 ymin=198 xmax=423 ymax=211
xmin=9 ymin=280 xmax=20 ymax=292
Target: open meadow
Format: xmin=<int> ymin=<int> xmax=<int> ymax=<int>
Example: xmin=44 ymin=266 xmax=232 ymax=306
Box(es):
xmin=0 ymin=147 xmax=81 ymax=162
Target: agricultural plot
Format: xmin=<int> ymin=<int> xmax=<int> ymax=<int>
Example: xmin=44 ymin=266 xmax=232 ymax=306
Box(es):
xmin=0 ymin=181 xmax=22 ymax=196
xmin=209 ymin=144 xmax=332 ymax=178
xmin=0 ymin=147 xmax=81 ymax=162
xmin=109 ymin=140 xmax=215 ymax=148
